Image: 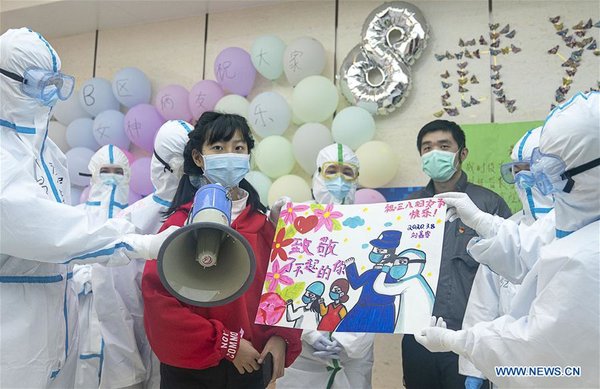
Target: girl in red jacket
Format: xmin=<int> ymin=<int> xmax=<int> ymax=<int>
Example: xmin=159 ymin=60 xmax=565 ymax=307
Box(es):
xmin=142 ymin=112 xmax=302 ymax=389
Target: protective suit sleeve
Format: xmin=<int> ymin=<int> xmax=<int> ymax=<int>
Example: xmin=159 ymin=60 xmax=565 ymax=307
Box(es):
xmin=458 ymin=266 xmax=500 ymax=378
xmin=467 ymin=211 xmax=555 ymax=284
xmin=332 ymin=332 xmax=375 ymax=360
xmin=446 ymin=228 xmax=600 ymax=388
xmin=0 ymin=157 xmax=135 ymax=265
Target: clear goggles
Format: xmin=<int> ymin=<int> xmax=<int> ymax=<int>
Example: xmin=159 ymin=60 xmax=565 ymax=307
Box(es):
xmin=531 ymin=147 xmax=600 ymax=195
xmin=530 ymin=147 xmax=568 ymax=195
xmin=0 ymin=67 xmax=74 ymax=103
xmin=500 ymin=161 xmax=531 ymax=184
xmin=320 ymin=161 xmax=359 ymax=182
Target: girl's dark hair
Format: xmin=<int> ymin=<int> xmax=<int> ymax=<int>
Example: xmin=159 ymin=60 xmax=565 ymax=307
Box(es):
xmin=309 ymin=298 xmax=321 ymax=314
xmin=164 ymin=111 xmax=266 ymax=218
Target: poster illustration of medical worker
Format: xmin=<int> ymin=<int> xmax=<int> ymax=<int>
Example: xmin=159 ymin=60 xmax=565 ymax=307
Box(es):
xmin=255 ymin=198 xmax=446 ymax=334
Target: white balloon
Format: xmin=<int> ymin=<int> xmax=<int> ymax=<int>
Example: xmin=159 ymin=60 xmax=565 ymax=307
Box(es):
xmin=52 ymin=91 xmax=92 ymax=126
xmin=214 ymin=95 xmax=250 ymax=119
xmin=66 ymin=118 xmax=99 ymax=151
xmin=65 ymin=147 xmax=96 ymax=187
xmin=248 ymin=92 xmax=291 ymax=137
xmin=70 ymin=186 xmax=84 ymax=205
xmin=292 ymin=123 xmax=333 ymax=174
xmin=47 ymin=120 xmax=69 ymax=153
xmin=283 ymin=37 xmax=326 ymax=86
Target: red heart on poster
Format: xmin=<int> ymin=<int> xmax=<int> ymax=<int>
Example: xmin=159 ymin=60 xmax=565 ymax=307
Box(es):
xmin=294 ymin=215 xmax=318 ymax=234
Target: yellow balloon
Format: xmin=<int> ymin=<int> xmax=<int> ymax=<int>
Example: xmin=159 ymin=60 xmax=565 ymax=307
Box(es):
xmin=356 ymin=141 xmax=398 ymax=188
xmin=268 ymin=175 xmax=312 ymax=205
xmin=254 ymin=135 xmax=295 ymax=178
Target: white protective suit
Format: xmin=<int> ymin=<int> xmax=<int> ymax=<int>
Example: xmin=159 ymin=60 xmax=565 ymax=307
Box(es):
xmin=459 ymin=127 xmax=555 ymax=381
xmin=0 ymin=28 xmax=172 ymax=389
xmin=73 ymin=144 xmax=148 ymax=389
xmin=116 ymin=119 xmax=192 ymax=388
xmin=278 ymin=143 xmax=375 ymax=389
xmin=417 ymin=91 xmax=600 ymax=387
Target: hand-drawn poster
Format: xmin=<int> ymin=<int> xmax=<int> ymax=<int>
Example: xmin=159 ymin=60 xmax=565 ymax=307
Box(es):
xmin=255 ymin=199 xmax=446 ymax=334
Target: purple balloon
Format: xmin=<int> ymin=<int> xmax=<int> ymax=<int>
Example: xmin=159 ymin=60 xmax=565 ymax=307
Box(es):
xmin=188 ymin=80 xmax=225 ymax=121
xmin=128 ymin=189 xmax=143 ymax=205
xmin=154 ymin=85 xmax=192 ymax=122
xmin=130 ymin=157 xmax=153 ymax=196
xmin=124 ymin=104 xmax=165 ymax=153
xmin=214 ymin=47 xmax=256 ymax=96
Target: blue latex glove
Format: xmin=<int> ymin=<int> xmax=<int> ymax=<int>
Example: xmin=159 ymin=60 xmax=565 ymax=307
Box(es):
xmin=465 ymin=376 xmax=484 ymax=389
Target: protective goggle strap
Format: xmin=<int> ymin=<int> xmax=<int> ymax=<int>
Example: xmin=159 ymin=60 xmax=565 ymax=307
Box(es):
xmin=560 ymin=157 xmax=600 ymax=193
xmin=0 ymin=68 xmax=25 ymax=83
xmin=337 ymin=143 xmax=343 ymax=164
xmin=153 ymin=150 xmax=173 ymax=173
xmin=78 ymin=172 xmax=92 ymax=177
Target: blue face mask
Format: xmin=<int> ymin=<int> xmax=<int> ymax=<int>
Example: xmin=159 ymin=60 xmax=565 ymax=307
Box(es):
xmin=369 ymin=252 xmax=384 ymax=264
xmin=202 ymin=153 xmax=250 ymax=188
xmin=325 ymin=176 xmax=353 ymax=202
xmin=329 ymin=291 xmax=340 ymax=300
xmin=301 ymin=295 xmax=312 ymax=304
xmin=514 ymin=171 xmax=535 ymax=190
xmin=389 ymin=264 xmax=408 ymax=280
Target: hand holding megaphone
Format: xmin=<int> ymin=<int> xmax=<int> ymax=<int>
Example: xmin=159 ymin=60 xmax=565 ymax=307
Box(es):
xmin=123 ymin=225 xmax=180 ymax=260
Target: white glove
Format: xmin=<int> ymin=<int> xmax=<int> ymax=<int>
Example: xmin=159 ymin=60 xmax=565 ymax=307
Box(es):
xmin=268 ymin=196 xmax=292 ymax=226
xmin=310 ymin=334 xmax=342 ymax=360
xmin=434 ymin=192 xmax=499 ymax=238
xmin=415 ymin=316 xmax=463 ymax=353
xmin=122 ymin=225 xmax=180 ymax=260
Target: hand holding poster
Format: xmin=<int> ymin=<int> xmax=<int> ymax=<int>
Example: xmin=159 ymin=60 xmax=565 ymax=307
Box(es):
xmin=255 ymin=198 xmax=446 ymax=334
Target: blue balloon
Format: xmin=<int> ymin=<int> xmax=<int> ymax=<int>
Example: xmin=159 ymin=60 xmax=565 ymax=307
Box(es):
xmin=66 ymin=118 xmax=99 ymax=151
xmin=93 ymin=110 xmax=130 ymax=150
xmin=112 ymin=67 xmax=152 ymax=108
xmin=79 ymin=77 xmax=120 ymax=117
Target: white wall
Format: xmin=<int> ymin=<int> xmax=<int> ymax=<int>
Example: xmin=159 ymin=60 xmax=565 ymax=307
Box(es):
xmin=45 ymin=0 xmax=599 ymax=188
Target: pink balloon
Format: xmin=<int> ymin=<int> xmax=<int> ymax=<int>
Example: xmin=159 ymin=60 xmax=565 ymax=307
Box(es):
xmin=124 ymin=104 xmax=165 ymax=153
xmin=354 ymin=188 xmax=386 ymax=204
xmin=128 ymin=189 xmax=143 ymax=205
xmin=214 ymin=47 xmax=256 ymax=96
xmin=155 ymin=84 xmax=192 ymax=121
xmin=80 ymin=186 xmax=91 ymax=203
xmin=188 ymin=80 xmax=225 ymax=121
xmin=129 ymin=157 xmax=153 ymax=196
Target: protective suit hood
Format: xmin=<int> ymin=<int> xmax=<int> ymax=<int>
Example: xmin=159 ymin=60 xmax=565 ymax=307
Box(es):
xmin=511 ymin=127 xmax=554 ymax=223
xmin=86 ymin=144 xmax=130 ymax=220
xmin=0 ymin=28 xmax=60 ymax=153
xmin=539 ymin=91 xmax=600 ymax=235
xmin=151 ymin=120 xmax=192 ymax=204
xmin=312 ymin=143 xmax=359 ymax=205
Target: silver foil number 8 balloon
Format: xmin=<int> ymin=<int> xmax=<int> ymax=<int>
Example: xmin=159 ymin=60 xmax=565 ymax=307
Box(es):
xmin=338 ymin=2 xmax=430 ymax=115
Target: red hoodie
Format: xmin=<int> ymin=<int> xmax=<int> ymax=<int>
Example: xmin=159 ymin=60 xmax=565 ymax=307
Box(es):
xmin=142 ymin=202 xmax=302 ymax=370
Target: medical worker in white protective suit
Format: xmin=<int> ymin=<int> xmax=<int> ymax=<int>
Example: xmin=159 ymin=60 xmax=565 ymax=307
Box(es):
xmin=116 ymin=119 xmax=193 ymax=388
xmin=277 ymin=143 xmax=376 ymax=389
xmin=416 ymin=91 xmax=600 ymax=388
xmin=73 ymin=144 xmax=148 ymax=389
xmin=459 ymin=127 xmax=555 ymax=389
xmin=0 ymin=28 xmax=176 ymax=389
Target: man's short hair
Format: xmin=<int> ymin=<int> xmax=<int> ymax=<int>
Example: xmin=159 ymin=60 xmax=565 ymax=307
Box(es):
xmin=416 ymin=120 xmax=466 ymax=152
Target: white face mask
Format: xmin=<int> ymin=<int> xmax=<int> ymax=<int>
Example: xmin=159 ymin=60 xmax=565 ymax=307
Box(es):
xmin=202 ymin=153 xmax=250 ymax=188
